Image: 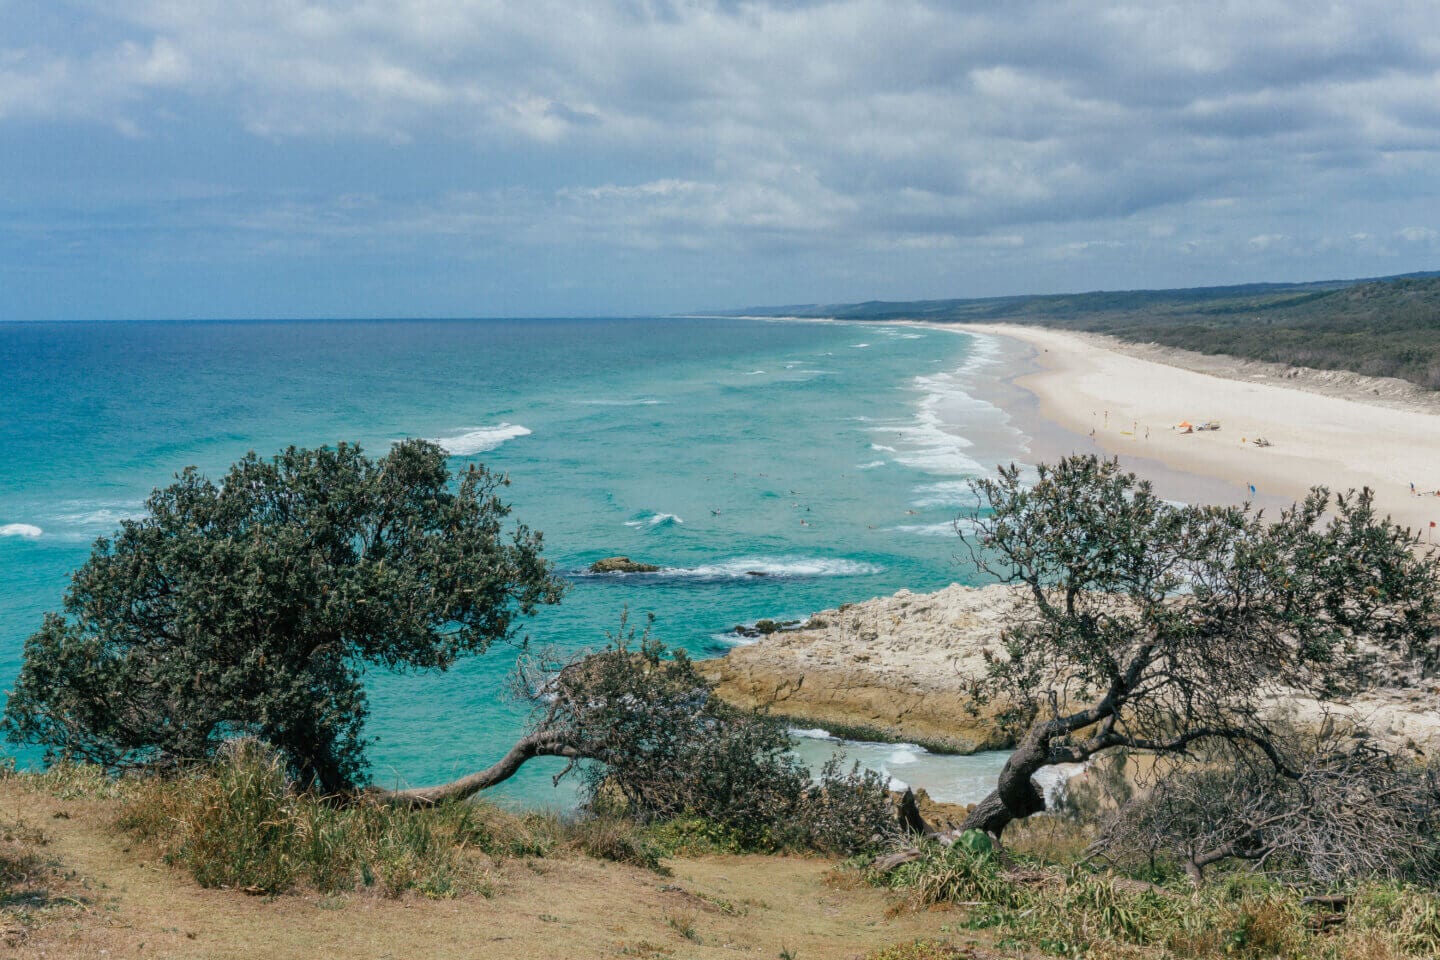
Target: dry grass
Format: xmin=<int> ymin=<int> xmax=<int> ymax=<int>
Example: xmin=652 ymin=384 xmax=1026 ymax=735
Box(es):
xmin=0 ymin=765 xmax=974 ymax=960
xmin=10 ymin=757 xmax=1440 ymax=960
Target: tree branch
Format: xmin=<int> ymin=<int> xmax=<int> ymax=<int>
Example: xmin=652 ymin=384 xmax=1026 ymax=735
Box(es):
xmin=369 ymin=729 xmax=581 ymax=808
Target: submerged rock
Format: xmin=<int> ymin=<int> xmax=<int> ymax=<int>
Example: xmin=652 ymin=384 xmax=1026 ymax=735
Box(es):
xmin=588 ymin=556 xmax=661 ymax=574
xmin=730 ymin=618 xmax=803 ymax=640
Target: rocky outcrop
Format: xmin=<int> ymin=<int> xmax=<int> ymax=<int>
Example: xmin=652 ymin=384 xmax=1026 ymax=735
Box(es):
xmin=700 ymin=583 xmax=1025 ymax=753
xmin=701 ymin=581 xmax=1440 ymax=759
xmin=588 ymin=556 xmax=661 ymax=574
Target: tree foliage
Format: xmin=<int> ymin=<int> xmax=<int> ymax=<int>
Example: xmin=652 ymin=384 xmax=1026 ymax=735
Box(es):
xmin=382 ymin=619 xmax=899 ymax=855
xmin=953 ymin=455 xmax=1439 ymax=854
xmin=3 ymin=440 xmax=563 ymax=793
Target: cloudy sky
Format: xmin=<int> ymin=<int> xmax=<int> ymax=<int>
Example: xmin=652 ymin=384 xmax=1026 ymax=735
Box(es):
xmin=3 ymin=1 xmax=1439 ymax=319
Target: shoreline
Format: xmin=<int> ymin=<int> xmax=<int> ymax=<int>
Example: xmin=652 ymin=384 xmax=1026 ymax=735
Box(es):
xmin=938 ymin=322 xmax=1440 ymax=537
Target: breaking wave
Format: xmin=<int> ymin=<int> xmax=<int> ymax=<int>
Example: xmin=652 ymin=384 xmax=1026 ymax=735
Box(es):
xmin=578 ymin=556 xmax=882 ymax=582
xmin=429 ymin=423 xmax=531 ymax=456
xmin=624 ymin=511 xmax=684 ymax=528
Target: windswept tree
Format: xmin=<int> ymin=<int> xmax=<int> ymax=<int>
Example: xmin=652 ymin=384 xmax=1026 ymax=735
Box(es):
xmin=3 ymin=440 xmax=564 ymax=793
xmin=377 ymin=620 xmax=899 ymax=855
xmin=951 ymin=455 xmax=1438 ymax=843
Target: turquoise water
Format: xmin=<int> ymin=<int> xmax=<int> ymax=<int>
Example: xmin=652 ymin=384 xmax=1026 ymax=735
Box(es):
xmin=0 ymin=317 xmax=1024 ymax=806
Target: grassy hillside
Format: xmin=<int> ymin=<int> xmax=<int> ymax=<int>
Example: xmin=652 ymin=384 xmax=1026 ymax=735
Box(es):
xmin=722 ymin=271 xmax=1440 ymax=389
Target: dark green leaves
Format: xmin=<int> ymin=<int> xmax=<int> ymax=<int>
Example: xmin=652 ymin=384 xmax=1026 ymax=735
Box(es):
xmin=3 ymin=440 xmax=563 ymax=792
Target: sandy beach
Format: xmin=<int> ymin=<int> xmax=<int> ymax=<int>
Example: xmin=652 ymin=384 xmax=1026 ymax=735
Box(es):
xmin=949 ymin=323 xmax=1440 ymax=538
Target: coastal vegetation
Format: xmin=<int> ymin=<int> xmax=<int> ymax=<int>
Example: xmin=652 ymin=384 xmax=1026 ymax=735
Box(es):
xmin=4 ymin=446 xmax=1440 ymax=957
xmin=376 ymin=618 xmax=897 ymax=857
xmin=932 ymin=455 xmax=1440 ymax=881
xmin=730 ymin=271 xmax=1440 ymax=389
xmin=2 ymin=440 xmax=564 ymax=794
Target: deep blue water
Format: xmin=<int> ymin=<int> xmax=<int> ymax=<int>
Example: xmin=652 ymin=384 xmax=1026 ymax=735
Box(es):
xmin=0 ymin=317 xmax=1025 ymax=805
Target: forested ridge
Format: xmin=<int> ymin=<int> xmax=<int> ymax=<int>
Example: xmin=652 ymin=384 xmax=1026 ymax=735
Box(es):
xmin=721 ymin=271 xmax=1440 ymax=389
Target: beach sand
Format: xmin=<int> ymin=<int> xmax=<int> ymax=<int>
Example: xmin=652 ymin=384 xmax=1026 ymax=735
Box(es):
xmin=949 ymin=322 xmax=1440 ymax=537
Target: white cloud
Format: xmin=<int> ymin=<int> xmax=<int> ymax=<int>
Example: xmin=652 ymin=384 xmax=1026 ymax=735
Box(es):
xmin=4 ymin=1 xmax=1440 ymax=316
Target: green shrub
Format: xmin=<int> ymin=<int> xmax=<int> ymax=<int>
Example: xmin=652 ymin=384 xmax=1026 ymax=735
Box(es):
xmin=551 ymin=625 xmax=897 ymax=856
xmin=119 ymin=740 xmax=493 ymax=897
xmin=885 ymin=839 xmax=1017 ymax=908
xmin=876 ymin=843 xmax=1440 ymax=960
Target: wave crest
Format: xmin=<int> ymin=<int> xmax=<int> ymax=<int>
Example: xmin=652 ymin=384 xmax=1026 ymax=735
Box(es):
xmin=429 ymin=423 xmax=531 ymax=456
xmin=574 ymin=398 xmax=665 ymax=406
xmin=577 ymin=555 xmax=881 ymax=581
xmin=0 ymin=523 xmax=43 ymax=538
xmin=673 ymin=556 xmax=882 ymax=580
xmin=624 ymin=512 xmax=684 ymax=529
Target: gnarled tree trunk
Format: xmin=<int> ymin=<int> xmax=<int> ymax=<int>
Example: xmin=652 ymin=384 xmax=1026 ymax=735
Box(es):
xmin=956 ymin=727 xmax=1051 ymax=837
xmin=369 ymin=729 xmax=581 ymax=808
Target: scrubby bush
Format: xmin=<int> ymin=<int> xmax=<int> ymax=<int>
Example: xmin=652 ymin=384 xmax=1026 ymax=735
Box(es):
xmin=1089 ymin=729 xmax=1440 ymax=887
xmin=119 ymin=740 xmax=503 ymax=897
xmin=525 ymin=623 xmax=898 ymax=855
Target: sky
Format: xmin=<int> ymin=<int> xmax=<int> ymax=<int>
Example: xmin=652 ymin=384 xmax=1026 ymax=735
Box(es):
xmin=2 ymin=1 xmax=1439 ymax=320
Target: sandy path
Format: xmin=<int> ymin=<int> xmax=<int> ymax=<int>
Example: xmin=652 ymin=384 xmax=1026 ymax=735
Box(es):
xmin=942 ymin=323 xmax=1440 ymax=538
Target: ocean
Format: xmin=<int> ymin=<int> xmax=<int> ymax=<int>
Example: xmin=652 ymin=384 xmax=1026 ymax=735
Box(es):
xmin=0 ymin=316 xmax=1028 ymax=806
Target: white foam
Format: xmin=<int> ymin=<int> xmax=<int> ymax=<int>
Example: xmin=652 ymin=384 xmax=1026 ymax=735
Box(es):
xmin=53 ymin=506 xmax=142 ymax=529
xmin=871 ymin=327 xmax=922 ymax=341
xmin=888 ymin=747 xmax=921 ymax=765
xmin=910 ymin=481 xmax=980 ymax=509
xmin=714 ymin=631 xmax=759 ymax=647
xmin=892 ymin=522 xmax=960 ymax=537
xmin=624 ymin=512 xmax=684 ymax=528
xmin=743 ymin=370 xmax=766 ymax=376
xmin=0 ymin=523 xmax=42 ymax=538
xmin=955 ymin=330 xmax=1005 ymax=373
xmin=870 ymin=443 xmax=896 ymax=453
xmin=871 ymin=367 xmax=995 ymax=476
xmin=852 ymin=342 xmax=870 ymax=348
xmin=788 ymin=727 xmax=837 ymax=741
xmin=857 ymin=460 xmax=887 ymax=470
xmin=670 ymin=556 xmax=883 ymax=580
xmin=429 ymin=423 xmax=531 ymax=456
